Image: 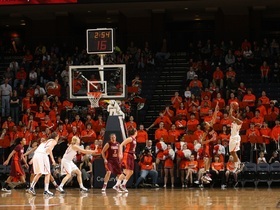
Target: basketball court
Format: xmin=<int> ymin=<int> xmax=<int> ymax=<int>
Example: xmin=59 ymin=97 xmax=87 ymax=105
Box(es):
xmin=0 ymin=188 xmax=279 ymax=209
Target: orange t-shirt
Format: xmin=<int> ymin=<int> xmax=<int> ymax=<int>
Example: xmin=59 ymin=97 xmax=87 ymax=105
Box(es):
xmin=211 ymin=162 xmax=224 ymax=171
xmin=136 ymin=130 xmax=148 ymax=144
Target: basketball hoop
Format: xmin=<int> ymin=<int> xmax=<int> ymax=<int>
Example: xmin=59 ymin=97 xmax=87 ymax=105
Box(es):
xmin=87 ymin=92 xmax=102 ymax=108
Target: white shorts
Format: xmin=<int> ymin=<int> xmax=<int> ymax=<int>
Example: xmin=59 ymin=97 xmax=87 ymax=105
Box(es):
xmin=229 ymin=135 xmax=241 ymax=152
xmin=61 ymin=158 xmax=79 ymax=175
xmin=33 ymin=153 xmax=50 ymax=175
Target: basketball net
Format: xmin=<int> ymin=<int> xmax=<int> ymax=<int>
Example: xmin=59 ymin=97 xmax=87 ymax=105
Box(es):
xmin=87 ymin=92 xmax=102 ymax=108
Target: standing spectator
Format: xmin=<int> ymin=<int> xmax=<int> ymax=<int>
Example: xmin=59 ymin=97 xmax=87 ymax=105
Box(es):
xmin=13 ymin=67 xmax=27 ymax=89
xmin=10 ymin=90 xmax=20 ymax=125
xmin=186 ymin=67 xmax=196 ymax=86
xmin=9 ymin=59 xmax=19 ymax=73
xmin=163 ymin=144 xmax=175 ymax=188
xmin=2 ymin=67 xmax=14 ymax=86
xmin=28 ymin=68 xmax=38 ymax=87
xmin=136 ymin=124 xmax=148 ymax=154
xmin=171 ymin=92 xmax=182 ymax=110
xmin=260 ymin=61 xmax=270 ymax=83
xmin=242 ymin=88 xmax=256 ymax=108
xmin=0 ymin=78 xmax=12 ymax=118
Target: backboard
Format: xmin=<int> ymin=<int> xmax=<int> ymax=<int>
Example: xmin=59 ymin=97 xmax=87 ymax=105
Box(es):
xmin=68 ymin=64 xmax=126 ymax=100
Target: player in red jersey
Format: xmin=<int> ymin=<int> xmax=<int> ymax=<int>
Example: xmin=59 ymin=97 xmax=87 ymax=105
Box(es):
xmin=101 ymin=133 xmax=125 ymax=193
xmin=2 ymin=138 xmax=28 ymax=192
xmin=117 ymin=128 xmax=138 ymax=193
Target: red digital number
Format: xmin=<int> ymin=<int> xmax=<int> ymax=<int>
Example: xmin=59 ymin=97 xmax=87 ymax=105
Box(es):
xmin=97 ymin=40 xmax=107 ymax=51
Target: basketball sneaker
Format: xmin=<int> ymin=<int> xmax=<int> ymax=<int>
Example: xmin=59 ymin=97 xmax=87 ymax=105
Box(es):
xmin=56 ymin=186 xmax=65 ymax=193
xmin=1 ymin=188 xmax=11 ymax=193
xmin=80 ymin=186 xmax=89 ymax=192
xmin=27 ymin=187 xmax=36 ymax=196
xmin=43 ymin=190 xmax=54 ymax=196
xmin=113 ymin=185 xmax=122 ymax=193
xmin=101 ymin=184 xmax=107 ymax=192
xmin=120 ymin=185 xmax=128 ymax=193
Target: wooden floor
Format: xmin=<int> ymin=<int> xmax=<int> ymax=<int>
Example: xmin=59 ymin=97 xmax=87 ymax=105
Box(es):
xmin=0 ymin=187 xmax=280 ymax=209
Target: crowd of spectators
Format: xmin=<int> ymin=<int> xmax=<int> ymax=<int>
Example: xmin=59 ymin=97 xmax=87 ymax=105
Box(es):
xmin=1 ymin=37 xmax=280 ymax=189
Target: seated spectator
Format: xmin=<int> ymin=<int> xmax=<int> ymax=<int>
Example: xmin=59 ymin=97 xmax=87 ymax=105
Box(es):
xmin=163 ymin=144 xmax=175 ymax=188
xmin=201 ymin=95 xmax=211 ymax=109
xmin=135 ymin=148 xmax=159 ymax=188
xmin=68 ymin=126 xmax=80 ymax=143
xmin=258 ymin=91 xmax=270 ymax=105
xmin=237 ymin=82 xmax=246 ymax=101
xmin=257 ymin=151 xmax=267 ymax=164
xmin=175 ymin=115 xmax=187 ymax=135
xmin=213 ymin=93 xmax=226 ymax=109
xmin=226 ymin=77 xmax=239 ymax=100
xmin=185 ymin=154 xmax=198 ymax=188
xmin=72 ymin=114 xmax=85 ymax=133
xmin=269 ymin=151 xmax=279 ymax=163
xmin=251 ymin=110 xmax=264 ymax=128
xmin=220 ymin=112 xmax=232 ymax=127
xmin=244 ymin=105 xmax=254 ymax=120
xmin=56 ymin=123 xmax=68 ymax=142
xmin=81 ymin=123 xmax=97 ymax=139
xmin=223 ymin=155 xmax=240 ymax=188
xmin=189 ymin=75 xmax=203 ymax=97
xmin=41 ymin=115 xmax=54 ymax=130
xmin=27 ymin=114 xmax=38 ymax=133
xmin=40 ymin=94 xmax=51 ymax=113
xmin=2 ymin=116 xmax=15 ymax=129
xmin=267 ymin=100 xmax=279 ymax=117
xmin=94 ymin=115 xmax=106 ymax=134
xmin=210 ymin=155 xmax=225 ymax=188
xmin=260 ymin=122 xmax=271 ymax=154
xmin=35 ymin=106 xmax=46 ymax=121
xmin=185 ymin=94 xmax=200 ymax=112
xmin=187 ymin=113 xmax=200 ymax=128
xmin=228 ymin=93 xmax=239 ymax=106
xmin=80 ymin=155 xmax=93 ymax=188
xmin=225 ymin=50 xmax=235 ymax=67
xmin=13 ymin=67 xmax=27 ymax=88
xmin=49 ymin=106 xmax=59 ymax=123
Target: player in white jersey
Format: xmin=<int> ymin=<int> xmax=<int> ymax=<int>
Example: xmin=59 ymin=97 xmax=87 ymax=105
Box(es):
xmin=56 ymin=136 xmax=97 ymax=193
xmin=27 ymin=132 xmax=59 ymax=196
xmin=229 ymin=104 xmax=243 ymax=171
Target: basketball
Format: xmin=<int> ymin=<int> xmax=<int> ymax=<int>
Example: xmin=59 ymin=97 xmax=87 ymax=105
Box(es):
xmin=231 ymin=101 xmax=239 ymax=110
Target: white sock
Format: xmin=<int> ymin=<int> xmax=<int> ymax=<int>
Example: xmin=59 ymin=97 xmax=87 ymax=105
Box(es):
xmin=44 ymin=183 xmax=49 ymax=192
xmin=79 ymin=183 xmax=84 ymax=188
xmin=30 ymin=181 xmax=36 ymax=188
xmin=116 ymin=179 xmax=122 ymax=186
xmin=52 ymin=181 xmax=58 ymax=187
xmin=122 ymin=179 xmax=128 ymax=186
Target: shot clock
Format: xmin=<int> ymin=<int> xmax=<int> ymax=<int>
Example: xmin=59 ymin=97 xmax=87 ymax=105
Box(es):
xmin=87 ymin=28 xmax=114 ymax=54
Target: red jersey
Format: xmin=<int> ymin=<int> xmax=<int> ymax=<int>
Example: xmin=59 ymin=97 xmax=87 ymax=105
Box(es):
xmin=124 ymin=137 xmax=137 ymax=154
xmin=13 ymin=144 xmax=24 ymax=162
xmin=106 ymin=141 xmax=119 ymax=160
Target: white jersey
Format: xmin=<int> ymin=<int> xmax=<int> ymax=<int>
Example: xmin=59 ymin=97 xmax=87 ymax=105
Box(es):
xmin=63 ymin=145 xmax=77 ymax=161
xmin=35 ymin=139 xmax=54 ymax=155
xmin=231 ymin=122 xmax=241 ymax=137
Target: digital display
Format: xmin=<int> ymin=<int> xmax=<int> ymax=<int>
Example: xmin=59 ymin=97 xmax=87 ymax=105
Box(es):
xmin=87 ymin=28 xmax=114 ymax=54
xmin=0 ymin=0 xmax=77 ymax=5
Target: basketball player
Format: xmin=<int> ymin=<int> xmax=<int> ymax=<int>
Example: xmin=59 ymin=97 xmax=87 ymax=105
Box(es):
xmin=229 ymin=104 xmax=243 ymax=171
xmin=56 ymin=136 xmax=97 ymax=193
xmin=101 ymin=133 xmax=125 ymax=192
xmin=2 ymin=138 xmax=29 ymax=192
xmin=27 ymin=132 xmax=59 ymax=196
xmin=117 ymin=128 xmax=138 ymax=193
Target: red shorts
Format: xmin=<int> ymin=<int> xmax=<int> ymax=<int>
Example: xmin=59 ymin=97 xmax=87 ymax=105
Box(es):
xmin=10 ymin=160 xmax=25 ymax=177
xmin=105 ymin=159 xmax=122 ymax=175
xmin=122 ymin=152 xmax=134 ymax=170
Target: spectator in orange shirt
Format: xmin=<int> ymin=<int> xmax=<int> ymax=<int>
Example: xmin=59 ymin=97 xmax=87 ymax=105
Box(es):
xmin=125 ymin=116 xmax=137 ymax=131
xmin=81 ymin=123 xmax=97 ymax=140
xmin=224 ymin=155 xmax=240 ymax=188
xmin=260 ymin=61 xmax=270 ymax=83
xmin=176 ymin=143 xmax=191 ymax=187
xmin=136 ymin=124 xmax=149 ymax=153
xmin=175 ymin=115 xmax=187 ymax=135
xmin=41 ymin=115 xmax=54 ymax=130
xmin=245 ymin=123 xmax=260 ymax=161
xmin=194 ymin=124 xmax=204 ymax=140
xmin=242 ymin=88 xmax=256 ymax=107
xmin=94 ymin=115 xmax=106 ymax=134
xmin=40 ymin=95 xmax=51 ymax=113
xmin=21 ymin=125 xmax=33 ymax=147
xmin=185 ymin=94 xmax=200 ymax=112
xmin=171 ymin=92 xmax=182 ymax=110
xmin=241 ymin=38 xmax=251 ymax=51
xmin=49 ymin=106 xmax=59 ymax=123
xmin=154 ymin=122 xmax=169 ymax=141
xmin=228 ymin=92 xmax=239 ymax=106
xmin=251 ymin=110 xmax=264 ymax=128
xmin=267 ymin=100 xmax=279 ymax=117
xmin=260 ymin=122 xmax=271 ymax=154
xmin=176 ymin=102 xmax=188 ymax=118
xmin=201 ymin=95 xmax=211 ymax=109
xmin=220 ymin=112 xmax=232 ymax=126
xmin=146 ymin=112 xmax=172 ymax=131
xmin=67 ymin=126 xmax=80 ymax=143
xmin=163 ymin=144 xmax=175 ymax=188
xmin=2 ymin=116 xmax=15 ymax=130
xmin=187 ymin=113 xmax=200 ymax=130
xmin=256 ymin=100 xmax=267 ymax=118
xmin=213 ymin=92 xmax=226 ymax=109
xmin=210 ymin=155 xmax=225 ymax=187
xmin=155 ymin=137 xmax=167 ymax=175
xmin=13 ymin=67 xmax=27 ymax=88
xmin=258 ymin=90 xmax=270 ymax=105
xmin=162 ymin=105 xmax=174 ymax=120
xmin=271 ymin=119 xmax=280 ymax=151
xmin=168 ymin=124 xmax=181 ymax=142
xmin=185 ymin=154 xmax=198 ymax=188
xmin=22 ymin=92 xmax=31 ymax=112
xmin=35 ymin=106 xmax=46 ymax=121
xmin=27 ymin=114 xmax=38 ymax=133
xmin=212 ymin=66 xmax=224 ymax=89
xmin=189 ymin=75 xmax=203 ymax=89
xmin=56 ymin=123 xmax=68 ymax=142
xmin=9 ymin=126 xmax=23 ymax=146
xmin=200 ymin=101 xmax=211 ymax=119
xmin=71 ymin=114 xmax=85 ymax=133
